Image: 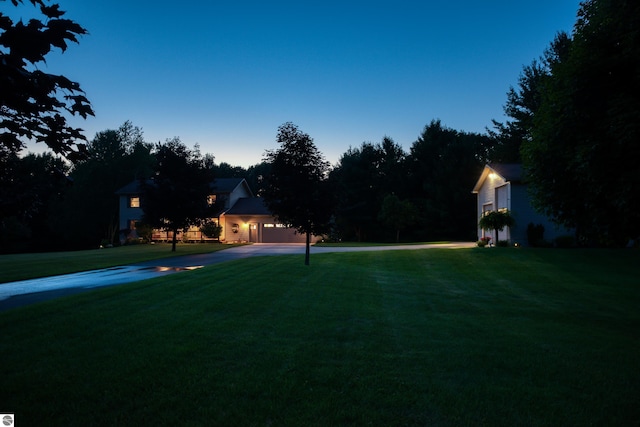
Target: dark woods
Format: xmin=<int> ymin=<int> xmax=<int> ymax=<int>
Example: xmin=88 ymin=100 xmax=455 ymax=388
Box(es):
xmin=0 ymin=119 xmax=493 ymax=253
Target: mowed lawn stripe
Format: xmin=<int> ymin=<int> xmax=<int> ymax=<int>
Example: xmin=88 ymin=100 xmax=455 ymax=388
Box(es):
xmin=0 ymin=248 xmax=638 ymax=426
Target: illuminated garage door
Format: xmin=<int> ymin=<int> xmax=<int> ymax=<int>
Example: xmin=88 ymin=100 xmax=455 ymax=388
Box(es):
xmin=262 ymin=224 xmax=307 ymax=243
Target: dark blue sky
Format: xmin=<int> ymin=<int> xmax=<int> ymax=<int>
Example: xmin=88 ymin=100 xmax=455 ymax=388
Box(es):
xmin=32 ymin=1 xmax=580 ymax=167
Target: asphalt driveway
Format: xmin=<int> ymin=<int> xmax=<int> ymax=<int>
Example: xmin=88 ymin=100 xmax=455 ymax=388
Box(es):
xmin=0 ymin=242 xmax=474 ymax=311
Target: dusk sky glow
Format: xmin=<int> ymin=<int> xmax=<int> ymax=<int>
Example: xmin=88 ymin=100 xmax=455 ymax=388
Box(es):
xmin=23 ymin=1 xmax=580 ymax=167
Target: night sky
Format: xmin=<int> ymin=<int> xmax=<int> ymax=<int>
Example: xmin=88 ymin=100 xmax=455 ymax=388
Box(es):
xmin=22 ymin=0 xmax=580 ymax=166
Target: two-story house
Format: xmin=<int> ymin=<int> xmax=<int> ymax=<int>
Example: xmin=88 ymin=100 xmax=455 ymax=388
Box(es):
xmin=115 ymin=178 xmax=309 ymax=244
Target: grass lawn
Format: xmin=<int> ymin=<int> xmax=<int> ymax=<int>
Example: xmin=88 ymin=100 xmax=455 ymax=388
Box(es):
xmin=314 ymin=241 xmax=453 ymax=247
xmin=0 ymin=242 xmax=241 ymax=283
xmin=0 ymin=248 xmax=638 ymax=426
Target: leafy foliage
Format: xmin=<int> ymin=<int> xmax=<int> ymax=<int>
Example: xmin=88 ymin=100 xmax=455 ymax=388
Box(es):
xmin=262 ymin=123 xmax=335 ymax=264
xmin=0 ymin=148 xmax=71 ymax=253
xmin=330 ymin=137 xmax=407 ymax=241
xmin=524 ymin=0 xmax=640 ymax=245
xmin=141 ymin=138 xmax=216 ymax=251
xmin=0 ymin=0 xmax=93 ymax=161
xmin=478 ymin=210 xmax=515 ymax=242
xmin=133 ymin=222 xmax=154 ymax=243
xmin=408 ymin=120 xmax=487 ymax=241
xmin=377 ymin=194 xmax=418 ymax=243
xmin=51 ymin=122 xmax=154 ymax=249
xmin=329 ymin=121 xmax=490 ymax=243
xmin=200 ymin=220 xmax=222 ymax=239
xmin=489 ymin=33 xmax=571 ymax=163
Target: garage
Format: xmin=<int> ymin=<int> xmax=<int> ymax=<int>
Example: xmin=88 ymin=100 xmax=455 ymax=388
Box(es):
xmin=262 ymin=224 xmax=307 ymax=243
xmin=222 ymin=197 xmax=317 ymax=243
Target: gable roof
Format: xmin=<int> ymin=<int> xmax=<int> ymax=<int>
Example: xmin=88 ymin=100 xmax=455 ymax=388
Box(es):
xmin=472 ymin=163 xmax=523 ymax=193
xmin=115 ymin=177 xmax=254 ymax=197
xmin=224 ymin=197 xmax=271 ymax=216
xmin=115 ymin=179 xmax=149 ymax=195
xmin=489 ymin=163 xmax=522 ymax=181
xmin=210 ymin=178 xmax=249 ymax=194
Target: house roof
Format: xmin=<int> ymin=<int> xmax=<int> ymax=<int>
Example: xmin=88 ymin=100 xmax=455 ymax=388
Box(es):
xmin=489 ymin=163 xmax=523 ymax=181
xmin=471 ymin=163 xmax=523 ymax=193
xmin=115 ymin=179 xmax=149 ymax=195
xmin=224 ymin=197 xmax=272 ymax=216
xmin=210 ymin=178 xmax=247 ymax=194
xmin=115 ymin=177 xmax=254 ymax=196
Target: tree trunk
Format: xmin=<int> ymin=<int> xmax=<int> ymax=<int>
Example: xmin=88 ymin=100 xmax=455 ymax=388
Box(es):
xmin=171 ymin=227 xmax=178 ymax=252
xmin=305 ymin=232 xmax=310 ymax=266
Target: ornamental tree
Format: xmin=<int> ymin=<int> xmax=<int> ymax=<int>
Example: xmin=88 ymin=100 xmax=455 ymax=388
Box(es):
xmin=478 ymin=210 xmax=515 ymax=243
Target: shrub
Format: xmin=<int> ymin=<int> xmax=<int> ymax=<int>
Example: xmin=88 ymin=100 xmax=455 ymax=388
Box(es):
xmin=527 ymin=223 xmax=545 ymax=247
xmin=200 ymin=221 xmax=223 ymax=239
xmin=496 ymin=240 xmax=510 ymax=247
xmin=134 ymin=222 xmax=154 ymax=242
xmin=477 ymin=236 xmax=492 ymax=247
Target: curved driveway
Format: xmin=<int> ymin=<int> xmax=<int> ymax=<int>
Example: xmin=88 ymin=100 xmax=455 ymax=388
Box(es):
xmin=0 ymin=242 xmax=474 ymax=311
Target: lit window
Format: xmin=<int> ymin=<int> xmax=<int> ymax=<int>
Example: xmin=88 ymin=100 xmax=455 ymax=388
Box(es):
xmin=207 ymin=194 xmax=217 ymax=206
xmin=129 ymin=197 xmax=140 ymax=208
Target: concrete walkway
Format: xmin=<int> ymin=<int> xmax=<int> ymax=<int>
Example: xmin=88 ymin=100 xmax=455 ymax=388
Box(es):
xmin=0 ymin=242 xmax=475 ymax=311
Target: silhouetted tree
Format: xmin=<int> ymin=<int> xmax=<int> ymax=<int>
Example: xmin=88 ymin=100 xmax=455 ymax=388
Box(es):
xmin=330 ymin=137 xmax=407 ymax=241
xmin=378 ymin=194 xmax=418 ymax=243
xmin=0 ymin=0 xmax=93 ymax=161
xmin=246 ymin=161 xmax=271 ymax=196
xmin=524 ymin=0 xmax=640 ymax=245
xmin=330 ymin=143 xmax=387 ymax=241
xmin=141 ymin=138 xmax=216 ymax=252
xmin=489 ymin=33 xmax=571 ymax=163
xmin=408 ymin=120 xmax=486 ymax=241
xmin=47 ymin=122 xmax=154 ymax=249
xmin=0 ymin=148 xmax=71 ymax=252
xmin=262 ymin=123 xmax=335 ymax=265
xmin=212 ymin=162 xmax=247 ymax=179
